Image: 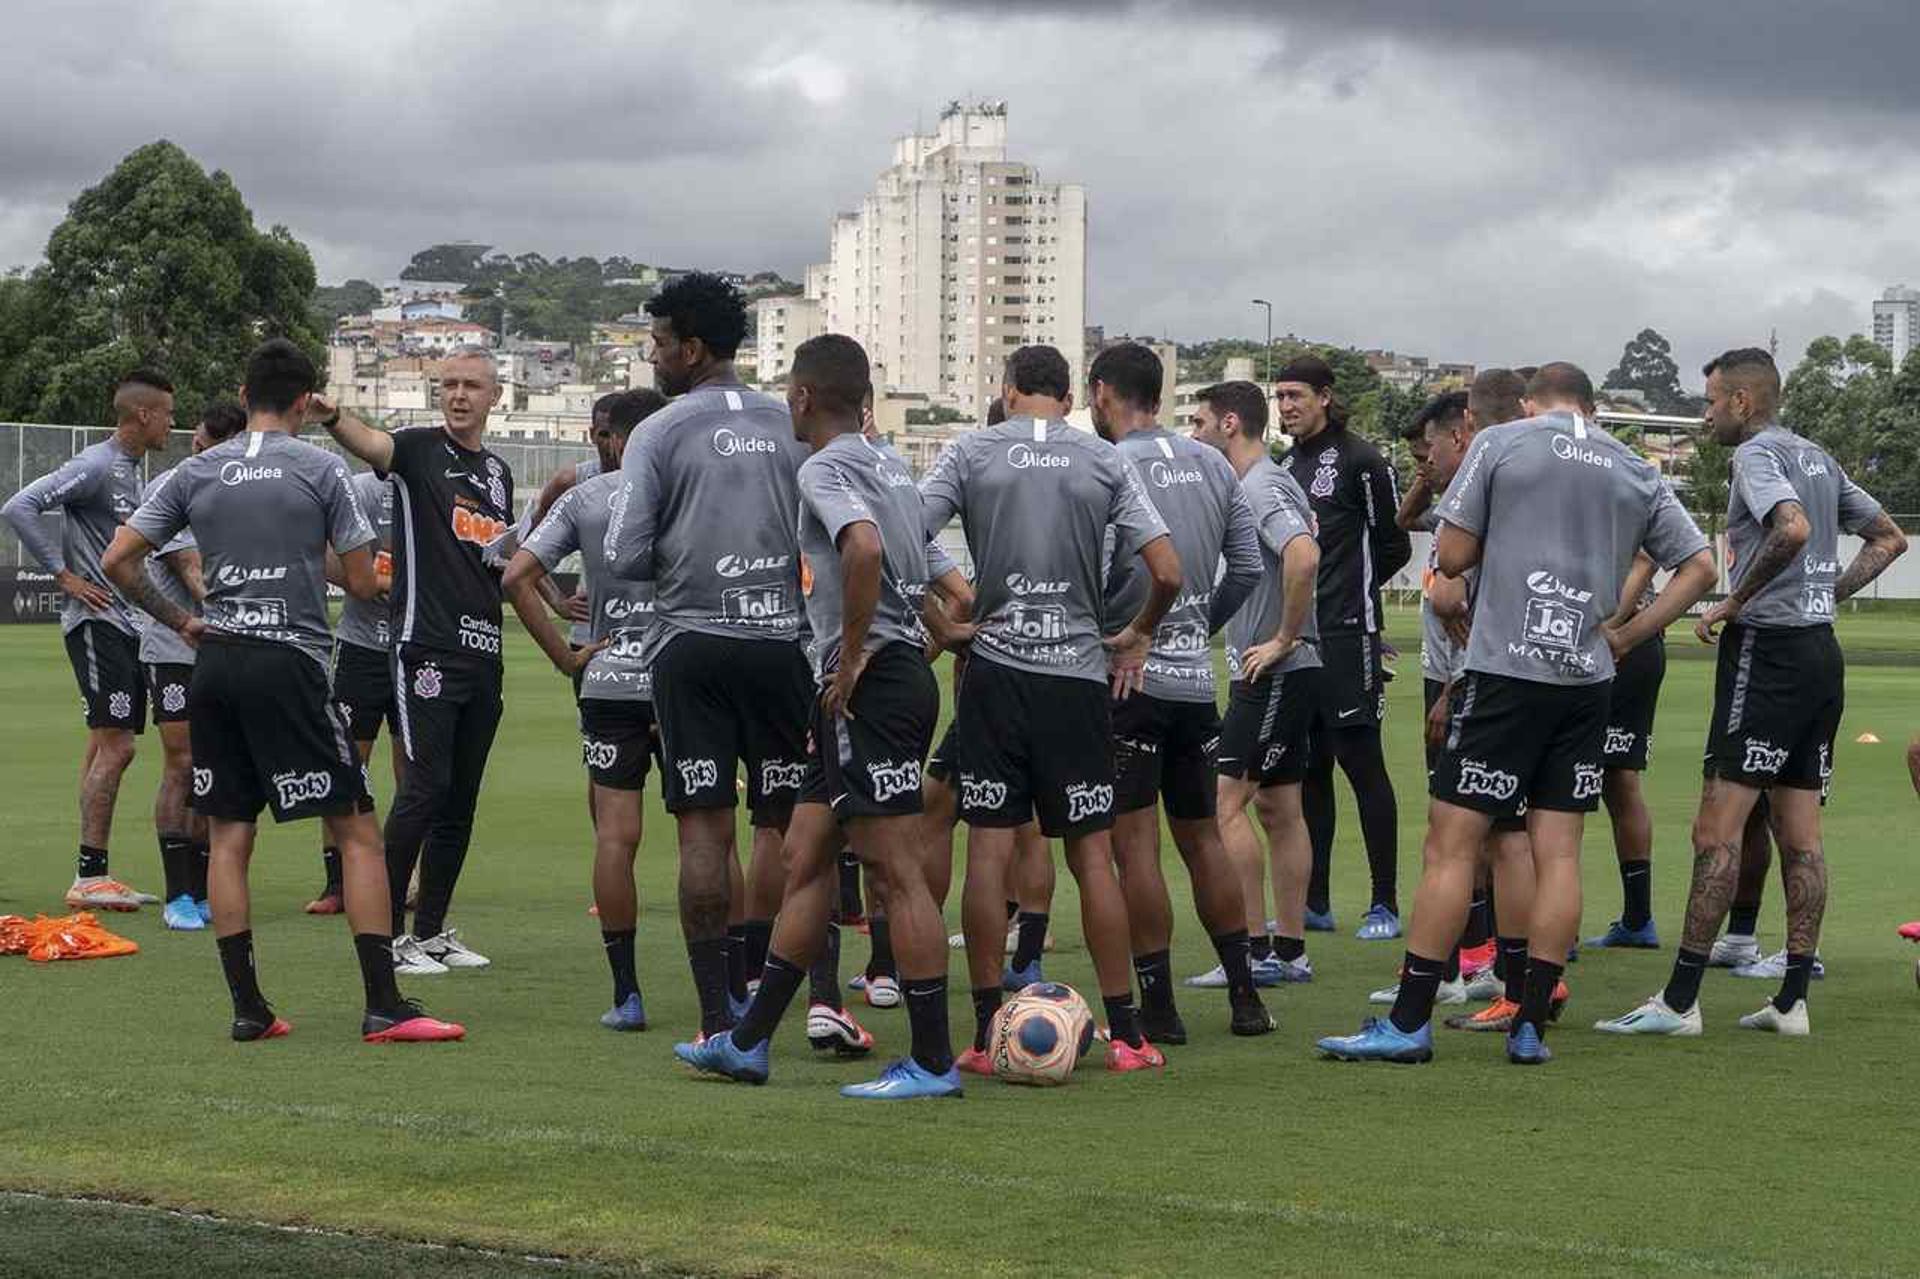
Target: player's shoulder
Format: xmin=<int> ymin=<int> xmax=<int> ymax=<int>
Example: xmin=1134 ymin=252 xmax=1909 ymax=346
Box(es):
xmin=1337 ymin=428 xmax=1386 ymax=465
xmin=573 ymin=468 xmax=623 ymax=499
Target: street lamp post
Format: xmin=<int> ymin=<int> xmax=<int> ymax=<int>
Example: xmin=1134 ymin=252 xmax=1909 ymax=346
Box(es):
xmin=1251 ymin=298 xmax=1273 ymax=384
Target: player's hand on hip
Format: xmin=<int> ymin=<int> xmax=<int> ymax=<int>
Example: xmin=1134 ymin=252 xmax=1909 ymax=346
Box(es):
xmin=1240 ymin=636 xmax=1299 ymax=683
xmin=823 ymin=647 xmax=869 ymax=720
xmin=559 ymin=638 xmax=605 ymax=676
xmin=1104 ymin=624 xmax=1151 ymax=700
xmin=58 ymin=570 xmax=112 ymax=612
xmin=1695 ymin=597 xmax=1736 ymax=645
xmin=1424 ymin=691 xmax=1450 ymax=747
xmin=179 ymin=617 xmax=206 ymax=649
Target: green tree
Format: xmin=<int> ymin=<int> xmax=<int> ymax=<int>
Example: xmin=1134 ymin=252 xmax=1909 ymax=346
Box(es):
xmin=0 ymin=140 xmax=320 ymax=427
xmin=400 ymin=242 xmax=491 ymax=283
xmin=310 ymin=277 xmax=382 ymax=330
xmin=1604 ymin=327 xmax=1691 ymax=414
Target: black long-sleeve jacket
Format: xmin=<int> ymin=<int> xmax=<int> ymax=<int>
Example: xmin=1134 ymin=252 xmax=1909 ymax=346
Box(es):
xmin=1282 ymin=425 xmax=1411 ymax=634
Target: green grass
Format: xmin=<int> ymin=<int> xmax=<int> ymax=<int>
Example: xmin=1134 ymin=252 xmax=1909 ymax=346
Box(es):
xmin=2 ymin=613 xmax=1917 ymax=1278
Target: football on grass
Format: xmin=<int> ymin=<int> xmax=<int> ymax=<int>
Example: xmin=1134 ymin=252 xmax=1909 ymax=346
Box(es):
xmin=990 ymin=982 xmax=1094 ymax=1085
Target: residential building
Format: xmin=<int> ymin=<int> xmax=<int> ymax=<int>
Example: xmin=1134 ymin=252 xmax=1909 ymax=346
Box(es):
xmin=752 ymin=295 xmax=825 ymax=384
xmin=1872 ymin=285 xmax=1920 ymax=367
xmin=807 ymin=101 xmax=1087 ymax=411
xmin=1362 ymin=348 xmax=1476 ymax=390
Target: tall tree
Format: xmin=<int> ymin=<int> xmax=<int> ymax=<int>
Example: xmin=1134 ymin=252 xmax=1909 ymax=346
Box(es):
xmin=399 ymin=242 xmax=491 ymax=283
xmin=0 ymin=140 xmax=320 ymax=426
xmin=1604 ymin=327 xmax=1690 ymax=414
xmin=310 ymin=277 xmax=382 ymax=330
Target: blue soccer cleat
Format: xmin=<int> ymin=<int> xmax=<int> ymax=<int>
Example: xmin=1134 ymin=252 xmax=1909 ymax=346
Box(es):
xmin=600 ymin=992 xmax=648 ymax=1032
xmin=1586 ymin=918 xmax=1660 ymax=949
xmin=673 ymin=1031 xmax=769 ymax=1084
xmin=164 ymin=895 xmax=207 ymax=931
xmin=1506 ymin=1021 xmax=1552 ymax=1065
xmin=840 ymin=1057 xmax=964 ymax=1100
xmin=1304 ymin=907 xmax=1337 ymax=933
xmin=1000 ymin=959 xmax=1043 ymax=992
xmin=1355 ymin=905 xmax=1402 ymax=941
xmin=1316 ymin=1016 xmax=1433 ymax=1063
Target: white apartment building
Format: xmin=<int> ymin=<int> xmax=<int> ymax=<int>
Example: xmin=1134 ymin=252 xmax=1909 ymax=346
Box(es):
xmin=808 ymin=101 xmax=1087 ymax=412
xmin=1872 ymin=285 xmax=1920 ymax=367
xmin=752 ymin=295 xmax=825 ymax=384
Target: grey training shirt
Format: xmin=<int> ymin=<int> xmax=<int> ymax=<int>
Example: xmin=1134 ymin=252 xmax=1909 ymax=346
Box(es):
xmin=127 ymin=430 xmax=375 ymax=669
xmin=921 ymin=416 xmax=1169 ymax=685
xmin=1440 ymin=411 xmax=1707 ymax=685
xmin=605 ymin=382 xmax=808 ymax=664
xmin=136 ymin=467 xmax=201 ymax=666
xmin=334 ymin=471 xmax=395 ymax=653
xmin=796 ymin=432 xmax=931 ymax=680
xmin=2 ymin=438 xmax=145 ymax=636
xmin=524 ymin=471 xmax=653 ymax=701
xmin=1727 ymin=425 xmax=1883 ymax=629
xmin=1413 ymin=503 xmax=1475 ymax=683
xmin=1223 ymin=456 xmax=1323 ymax=682
xmin=563 ymin=455 xmax=602 ymax=646
xmin=1104 ymin=427 xmax=1262 ymax=702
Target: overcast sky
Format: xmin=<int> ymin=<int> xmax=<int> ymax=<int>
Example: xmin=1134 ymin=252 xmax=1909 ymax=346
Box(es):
xmin=3 ymin=0 xmax=1916 ymax=382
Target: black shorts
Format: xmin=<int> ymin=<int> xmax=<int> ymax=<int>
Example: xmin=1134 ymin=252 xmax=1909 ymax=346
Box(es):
xmin=651 ymin=631 xmax=812 ymax=824
xmin=1217 ymin=667 xmax=1319 ymax=788
xmin=190 ymin=635 xmax=369 ymax=823
xmin=1703 ymin=623 xmax=1843 ymax=794
xmin=579 ymin=697 xmax=658 ymax=791
xmin=1312 ymin=630 xmax=1386 ymax=730
xmin=953 ymin=656 xmax=1115 ymax=838
xmin=1603 ymin=635 xmax=1666 ymax=772
xmin=1431 ymin=671 xmax=1610 ymax=816
xmin=926 ymin=721 xmax=960 ymax=783
xmin=1113 ymin=693 xmax=1221 ymax=820
xmin=799 ymin=643 xmax=938 ymax=819
xmin=147 ymin=662 xmax=193 ymax=725
xmin=63 ymin=621 xmax=145 ymax=733
xmin=1424 ymin=679 xmax=1526 ymax=832
xmin=332 ymin=640 xmax=396 ymax=744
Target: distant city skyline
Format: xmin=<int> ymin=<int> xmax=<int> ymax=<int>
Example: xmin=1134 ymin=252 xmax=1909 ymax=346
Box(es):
xmin=2 ymin=1 xmax=1916 ymax=383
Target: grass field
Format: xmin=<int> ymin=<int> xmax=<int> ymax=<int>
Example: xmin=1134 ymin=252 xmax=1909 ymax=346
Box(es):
xmin=3 ymin=606 xmax=1917 ymax=1278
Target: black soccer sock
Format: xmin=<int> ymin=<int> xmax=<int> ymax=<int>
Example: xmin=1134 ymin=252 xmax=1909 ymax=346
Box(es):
xmin=970 ymin=986 xmax=1002 ymax=1051
xmin=1011 ymin=911 xmax=1049 ymax=971
xmin=809 ymin=920 xmax=843 ymax=1010
xmin=602 ymin=928 xmax=639 ymax=1005
xmin=1271 ymin=934 xmax=1305 ymax=963
xmin=321 ymin=845 xmax=343 ymax=891
xmin=1620 ymin=859 xmax=1653 ymax=929
xmin=1133 ymin=949 xmax=1174 ymax=1014
xmin=1727 ymin=903 xmax=1761 ymax=937
xmin=1209 ymin=929 xmax=1256 ymax=997
xmin=217 ymin=930 xmax=268 ymax=1017
xmin=1774 ymin=952 xmax=1814 ymax=1013
xmin=77 ymin=844 xmax=109 ymax=880
xmin=1498 ymin=937 xmax=1529 ymax=1004
xmin=1104 ymin=994 xmax=1144 ymax=1049
xmin=741 ymin=918 xmax=773 ymax=984
xmin=905 ymin=975 xmax=955 ymax=1075
xmin=1519 ymin=957 xmax=1564 ymax=1036
xmin=189 ymin=842 xmax=210 ymax=901
xmin=158 ymin=834 xmax=194 ymax=902
xmin=1303 ymin=726 xmax=1335 ymax=915
xmin=1388 ymin=952 xmax=1446 ymax=1033
xmin=1250 ymin=933 xmax=1275 ymax=962
xmin=837 ymin=850 xmax=863 ymax=919
xmin=732 ymin=952 xmax=805 ymax=1049
xmin=1662 ymin=947 xmax=1710 ymax=1015
xmin=865 ymin=915 xmax=896 ymax=980
xmin=1463 ymin=892 xmax=1493 ymax=949
xmin=353 ymin=932 xmax=404 ymax=1012
xmin=1004 ymin=899 xmax=1019 ymax=923
xmin=1444 ymin=945 xmax=1462 ymax=983
xmin=1333 ymin=727 xmax=1399 ymax=914
xmin=723 ymin=925 xmax=748 ymax=1002
xmin=688 ymin=937 xmax=733 ymax=1037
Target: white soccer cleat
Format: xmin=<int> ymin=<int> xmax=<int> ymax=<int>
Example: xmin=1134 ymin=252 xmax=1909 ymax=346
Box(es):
xmin=1184 ymin=963 xmax=1228 ymax=988
xmin=65 ymin=876 xmax=143 ymax=911
xmin=1708 ymin=933 xmax=1762 ymax=968
xmin=392 ymin=934 xmax=450 ymax=976
xmin=1737 ymin=1000 xmax=1809 ymax=1036
xmin=1593 ymin=993 xmax=1702 ymax=1036
xmin=1730 ymin=949 xmax=1825 ymax=981
xmin=1463 ymin=969 xmax=1503 ymax=1001
xmin=418 ymin=929 xmax=490 ymax=970
xmin=863 ymin=974 xmax=901 ymax=1008
xmin=1365 ymin=978 xmax=1467 ymax=1006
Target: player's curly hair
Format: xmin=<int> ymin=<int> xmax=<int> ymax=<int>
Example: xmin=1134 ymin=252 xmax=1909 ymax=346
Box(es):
xmin=644 ymin=272 xmax=748 ymax=359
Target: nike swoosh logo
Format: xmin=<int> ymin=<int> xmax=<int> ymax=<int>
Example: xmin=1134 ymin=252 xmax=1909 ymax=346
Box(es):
xmin=1338 ymin=708 xmax=1361 ymax=719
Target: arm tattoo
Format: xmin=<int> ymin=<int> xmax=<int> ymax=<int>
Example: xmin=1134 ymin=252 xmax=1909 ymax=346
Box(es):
xmin=1834 ymin=513 xmax=1903 ymax=602
xmin=1778 ymin=843 xmax=1828 ymax=956
xmin=120 ymin=572 xmax=192 ymax=634
xmin=1680 ymin=838 xmax=1742 ymax=953
xmin=1728 ymin=501 xmax=1805 ymax=606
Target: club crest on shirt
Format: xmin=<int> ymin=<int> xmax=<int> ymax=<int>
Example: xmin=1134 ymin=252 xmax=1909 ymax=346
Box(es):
xmin=413 ymin=662 xmax=443 ymax=699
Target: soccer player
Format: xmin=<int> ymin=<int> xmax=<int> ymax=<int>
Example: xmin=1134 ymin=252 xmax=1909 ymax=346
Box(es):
xmin=1598 ymin=348 xmax=1905 ymax=1038
xmin=1320 ymin=362 xmax=1714 ymax=1065
xmin=674 ymin=333 xmax=963 ymax=1097
xmin=101 ymin=338 xmax=460 ymax=1044
xmin=1277 ymin=356 xmax=1412 ymax=940
xmin=922 ymin=343 xmax=1182 ymax=1073
xmin=605 ymin=272 xmax=813 ymax=1040
xmin=1090 ymin=350 xmax=1269 ymax=1043
xmin=4 ymin=369 xmax=178 ymax=909
xmin=140 ymin=401 xmax=248 ymax=929
xmin=521 ymin=390 xmax=622 ymax=677
xmin=1186 ymin=379 xmax=1320 ymax=1029
xmin=502 ymin=388 xmax=665 ymax=1030
xmin=307 ymin=463 xmax=401 ymax=916
xmin=316 ymin=347 xmax=515 ymax=975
